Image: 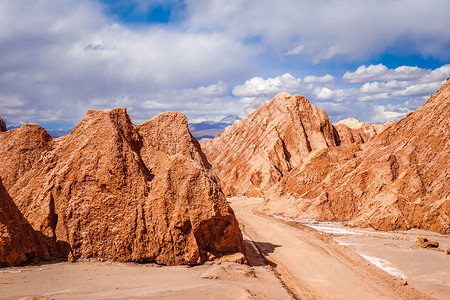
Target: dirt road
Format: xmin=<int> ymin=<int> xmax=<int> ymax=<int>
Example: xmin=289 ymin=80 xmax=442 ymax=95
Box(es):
xmin=229 ymin=197 xmax=431 ymax=300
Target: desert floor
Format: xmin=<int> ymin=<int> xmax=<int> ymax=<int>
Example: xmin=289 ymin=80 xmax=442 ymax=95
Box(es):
xmin=1 ymin=197 xmax=448 ymax=299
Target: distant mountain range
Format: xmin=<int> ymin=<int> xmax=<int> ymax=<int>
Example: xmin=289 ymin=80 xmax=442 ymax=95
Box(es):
xmin=188 ymin=115 xmax=241 ymax=140
xmin=48 ymin=128 xmax=73 ymax=138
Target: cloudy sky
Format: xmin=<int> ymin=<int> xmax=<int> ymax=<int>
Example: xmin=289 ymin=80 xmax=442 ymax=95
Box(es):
xmin=1 ymin=0 xmax=450 ymax=130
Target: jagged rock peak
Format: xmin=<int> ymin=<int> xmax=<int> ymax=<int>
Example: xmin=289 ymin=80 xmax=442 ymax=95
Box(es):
xmin=139 ymin=111 xmax=211 ymax=169
xmin=203 ymin=92 xmax=337 ymax=197
xmin=335 ymin=117 xmax=370 ymax=129
xmin=334 ymin=117 xmax=395 ymax=145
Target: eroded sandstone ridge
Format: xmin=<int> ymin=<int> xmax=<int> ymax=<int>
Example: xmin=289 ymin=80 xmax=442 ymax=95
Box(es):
xmin=203 ymin=92 xmax=338 ymax=197
xmin=204 ymin=81 xmax=449 ymax=234
xmin=0 ymin=109 xmax=244 ymax=266
xmin=261 ymin=79 xmax=450 ymax=233
xmin=202 ymin=92 xmax=389 ymax=197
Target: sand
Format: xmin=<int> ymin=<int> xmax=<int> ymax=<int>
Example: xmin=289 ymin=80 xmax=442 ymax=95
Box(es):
xmin=305 ymin=222 xmax=450 ymax=299
xmin=1 ymin=196 xmax=447 ymax=299
xmin=229 ymin=197 xmax=432 ymax=299
xmin=0 ymin=259 xmax=290 ymax=299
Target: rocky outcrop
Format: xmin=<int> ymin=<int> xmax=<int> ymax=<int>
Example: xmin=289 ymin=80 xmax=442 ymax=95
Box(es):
xmin=0 ymin=179 xmax=48 ymax=266
xmin=334 ymin=117 xmax=394 ymax=145
xmin=414 ymin=237 xmax=439 ymax=248
xmin=202 ymin=93 xmax=393 ymax=198
xmin=0 ymin=108 xmax=244 ymax=265
xmin=0 ymin=118 xmax=6 ymax=132
xmin=261 ymin=79 xmax=450 ymax=234
xmin=203 ymin=92 xmax=337 ymax=197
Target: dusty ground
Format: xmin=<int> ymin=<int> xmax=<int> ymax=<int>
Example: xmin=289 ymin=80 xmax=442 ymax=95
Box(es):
xmin=303 ymin=221 xmax=450 ymax=299
xmin=230 ymin=197 xmax=434 ymax=300
xmin=1 ymin=196 xmax=446 ymax=299
xmin=0 ymin=258 xmax=290 ymax=299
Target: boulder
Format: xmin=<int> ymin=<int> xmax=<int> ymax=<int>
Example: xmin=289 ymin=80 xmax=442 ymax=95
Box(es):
xmin=415 ymin=237 xmax=439 ymax=248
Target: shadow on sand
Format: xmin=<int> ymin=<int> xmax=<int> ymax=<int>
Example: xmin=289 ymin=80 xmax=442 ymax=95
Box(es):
xmin=244 ymin=240 xmax=281 ymax=267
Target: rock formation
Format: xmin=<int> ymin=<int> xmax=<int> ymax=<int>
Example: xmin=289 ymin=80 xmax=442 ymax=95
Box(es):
xmin=202 ymin=92 xmax=338 ymax=197
xmin=0 ymin=118 xmax=6 ymax=132
xmin=0 ymin=178 xmax=48 ymax=266
xmin=202 ymin=92 xmax=391 ymax=197
xmin=414 ymin=237 xmax=439 ymax=248
xmin=261 ymin=79 xmax=450 ymax=234
xmin=0 ymin=109 xmax=244 ymax=265
xmin=334 ymin=117 xmax=395 ymax=145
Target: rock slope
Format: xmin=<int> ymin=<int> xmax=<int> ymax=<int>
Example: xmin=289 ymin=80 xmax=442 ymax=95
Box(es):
xmin=334 ymin=117 xmax=394 ymax=145
xmin=203 ymin=92 xmax=337 ymax=197
xmin=0 ymin=179 xmax=49 ymax=266
xmin=202 ymin=92 xmax=389 ymax=197
xmin=261 ymin=79 xmax=450 ymax=233
xmin=0 ymin=109 xmax=244 ymax=265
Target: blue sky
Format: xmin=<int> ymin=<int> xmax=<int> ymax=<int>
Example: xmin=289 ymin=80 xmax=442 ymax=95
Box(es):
xmin=1 ymin=0 xmax=450 ymax=130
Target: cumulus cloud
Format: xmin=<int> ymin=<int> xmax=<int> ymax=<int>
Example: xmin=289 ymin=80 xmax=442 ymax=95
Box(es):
xmin=1 ymin=0 xmax=450 ymax=128
xmin=344 ymin=64 xmax=429 ymax=83
xmin=184 ymin=0 xmax=450 ymax=63
xmin=233 ymin=63 xmax=448 ymax=124
xmin=232 ymin=73 xmax=302 ymax=98
xmin=315 ymin=87 xmax=345 ymax=100
xmin=0 ymin=0 xmax=256 ymax=126
xmin=350 ymin=64 xmax=450 ymax=101
xmin=371 ymin=105 xmax=407 ymax=124
xmin=303 ymin=74 xmax=334 ymax=84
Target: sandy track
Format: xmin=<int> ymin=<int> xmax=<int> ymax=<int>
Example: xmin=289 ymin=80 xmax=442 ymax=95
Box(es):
xmin=229 ymin=197 xmax=432 ymax=300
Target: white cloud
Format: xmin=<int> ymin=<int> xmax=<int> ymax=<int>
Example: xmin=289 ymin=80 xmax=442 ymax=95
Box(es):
xmin=184 ymin=0 xmax=450 ymax=63
xmin=137 ymin=81 xmax=240 ymax=123
xmin=315 ymin=87 xmax=344 ymax=100
xmin=391 ymin=81 xmax=443 ymax=97
xmin=0 ymin=0 xmax=256 ymax=126
xmin=371 ymin=105 xmax=407 ymax=124
xmin=421 ymin=65 xmax=450 ymax=83
xmin=284 ymin=45 xmax=304 ymax=56
xmin=232 ymin=73 xmax=302 ymax=97
xmin=303 ymin=74 xmax=334 ymax=84
xmin=1 ymin=0 xmax=450 ymax=128
xmin=343 ymin=64 xmax=429 ymax=83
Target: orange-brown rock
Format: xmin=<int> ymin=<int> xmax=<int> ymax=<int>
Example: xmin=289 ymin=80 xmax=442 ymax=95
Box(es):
xmin=261 ymin=79 xmax=450 ymax=234
xmin=0 ymin=178 xmax=48 ymax=266
xmin=0 ymin=108 xmax=244 ymax=265
xmin=202 ymin=93 xmax=393 ymax=198
xmin=0 ymin=118 xmax=6 ymax=132
xmin=203 ymin=92 xmax=338 ymax=197
xmin=414 ymin=237 xmax=439 ymax=248
xmin=334 ymin=117 xmax=394 ymax=145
